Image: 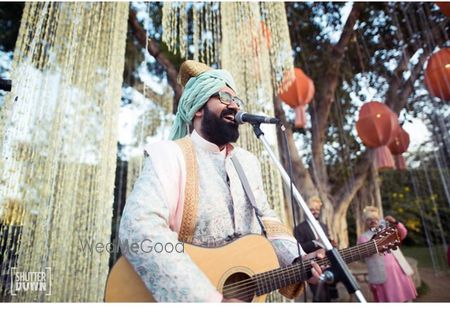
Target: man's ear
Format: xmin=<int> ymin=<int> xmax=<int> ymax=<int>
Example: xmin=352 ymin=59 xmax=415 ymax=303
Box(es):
xmin=194 ymin=107 xmax=203 ymax=118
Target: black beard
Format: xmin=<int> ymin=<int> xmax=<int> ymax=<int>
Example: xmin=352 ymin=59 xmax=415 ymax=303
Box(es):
xmin=200 ymin=105 xmax=239 ymax=147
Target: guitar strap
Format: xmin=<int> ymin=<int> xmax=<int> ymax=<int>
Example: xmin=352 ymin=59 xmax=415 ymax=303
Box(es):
xmin=230 ymin=155 xmax=267 ymax=238
xmin=230 ymin=156 xmax=303 ymax=300
xmin=175 ymin=137 xmax=199 ymax=243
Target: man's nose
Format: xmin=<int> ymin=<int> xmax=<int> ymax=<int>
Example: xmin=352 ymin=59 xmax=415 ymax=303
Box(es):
xmin=228 ymin=100 xmax=240 ymax=111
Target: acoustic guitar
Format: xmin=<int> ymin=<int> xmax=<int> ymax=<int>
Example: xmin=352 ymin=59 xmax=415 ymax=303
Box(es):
xmin=105 ymin=226 xmax=399 ymax=302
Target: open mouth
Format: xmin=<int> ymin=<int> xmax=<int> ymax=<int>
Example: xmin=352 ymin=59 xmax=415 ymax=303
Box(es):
xmin=222 ymin=114 xmax=236 ymax=123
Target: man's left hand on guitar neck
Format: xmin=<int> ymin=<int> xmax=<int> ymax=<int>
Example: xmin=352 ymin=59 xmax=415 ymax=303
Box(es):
xmin=301 ymin=248 xmax=326 ymax=285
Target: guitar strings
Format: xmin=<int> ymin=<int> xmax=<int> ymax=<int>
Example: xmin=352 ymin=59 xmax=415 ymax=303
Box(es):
xmin=223 ymin=238 xmax=377 ymax=291
xmin=220 ymin=239 xmax=383 ymax=299
xmin=222 ymin=240 xmax=376 ymax=295
xmin=221 ymin=243 xmax=377 ymax=300
xmin=222 ymin=228 xmax=398 ymax=300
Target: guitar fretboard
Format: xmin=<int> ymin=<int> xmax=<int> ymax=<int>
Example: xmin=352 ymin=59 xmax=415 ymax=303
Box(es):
xmin=252 ymin=239 xmax=378 ymax=296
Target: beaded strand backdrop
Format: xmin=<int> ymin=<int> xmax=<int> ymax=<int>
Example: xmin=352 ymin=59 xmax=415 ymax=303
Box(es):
xmin=0 ymin=2 xmax=128 ymax=302
xmin=162 ymin=2 xmax=221 ymax=65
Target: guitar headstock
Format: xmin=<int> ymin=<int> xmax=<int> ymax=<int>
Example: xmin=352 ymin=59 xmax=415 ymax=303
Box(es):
xmin=372 ymin=224 xmax=401 ymax=253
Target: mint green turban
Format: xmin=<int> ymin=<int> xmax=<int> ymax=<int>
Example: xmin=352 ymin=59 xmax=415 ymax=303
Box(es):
xmin=169 ymin=69 xmax=237 ymax=140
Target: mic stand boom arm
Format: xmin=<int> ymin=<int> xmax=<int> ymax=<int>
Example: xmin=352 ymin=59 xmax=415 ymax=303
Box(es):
xmin=250 ymin=122 xmax=366 ymax=303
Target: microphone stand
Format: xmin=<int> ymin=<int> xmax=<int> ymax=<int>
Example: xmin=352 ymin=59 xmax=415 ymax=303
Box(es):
xmin=250 ymin=122 xmax=367 ymax=303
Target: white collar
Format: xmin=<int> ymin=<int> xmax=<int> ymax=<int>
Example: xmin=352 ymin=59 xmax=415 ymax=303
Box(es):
xmin=191 ymin=130 xmax=233 ymax=156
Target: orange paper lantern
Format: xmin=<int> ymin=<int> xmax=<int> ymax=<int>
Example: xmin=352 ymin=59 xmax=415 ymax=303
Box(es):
xmin=279 ymin=68 xmax=315 ymax=108
xmin=436 ymin=2 xmax=450 ymax=16
xmin=294 ymin=105 xmax=307 ymax=128
xmin=388 ymin=126 xmax=410 ymax=170
xmin=393 ymin=155 xmax=407 ymax=170
xmin=424 ymin=48 xmax=450 ymax=101
xmin=356 ymin=101 xmax=398 ymax=148
xmin=388 ymin=127 xmax=410 ymax=155
xmin=374 ymin=146 xmax=395 ymax=170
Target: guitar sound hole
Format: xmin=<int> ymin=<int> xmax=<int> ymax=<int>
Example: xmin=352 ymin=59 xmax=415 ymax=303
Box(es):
xmin=222 ymin=272 xmax=256 ymax=302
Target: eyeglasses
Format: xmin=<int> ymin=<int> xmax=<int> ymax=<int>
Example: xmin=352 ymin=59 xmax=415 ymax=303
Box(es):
xmin=211 ymin=91 xmax=244 ymax=108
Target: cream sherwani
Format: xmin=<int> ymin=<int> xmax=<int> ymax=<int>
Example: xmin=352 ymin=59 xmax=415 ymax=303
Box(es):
xmin=119 ymin=130 xmax=304 ymax=302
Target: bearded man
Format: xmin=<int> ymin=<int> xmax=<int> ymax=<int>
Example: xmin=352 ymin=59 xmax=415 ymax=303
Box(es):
xmin=119 ymin=60 xmax=322 ymax=302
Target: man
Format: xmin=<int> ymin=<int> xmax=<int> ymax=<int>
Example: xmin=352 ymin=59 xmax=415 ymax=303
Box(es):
xmin=293 ymin=196 xmax=338 ymax=302
xmin=119 ymin=60 xmax=322 ymax=302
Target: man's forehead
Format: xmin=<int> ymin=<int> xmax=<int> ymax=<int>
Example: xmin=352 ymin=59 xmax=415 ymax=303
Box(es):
xmin=219 ymin=86 xmax=236 ymax=95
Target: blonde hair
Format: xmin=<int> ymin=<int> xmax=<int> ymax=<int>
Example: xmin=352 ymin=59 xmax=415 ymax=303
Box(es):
xmin=363 ymin=206 xmax=380 ymax=221
xmin=308 ymin=195 xmax=322 ymax=205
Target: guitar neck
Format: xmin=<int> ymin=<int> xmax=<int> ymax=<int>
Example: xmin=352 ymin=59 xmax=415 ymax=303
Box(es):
xmin=252 ymin=239 xmax=378 ymax=296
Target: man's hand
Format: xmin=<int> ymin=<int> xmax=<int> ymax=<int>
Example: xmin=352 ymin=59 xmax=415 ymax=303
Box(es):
xmin=303 ymin=249 xmax=326 ymax=285
xmin=308 ymin=260 xmax=323 ymax=285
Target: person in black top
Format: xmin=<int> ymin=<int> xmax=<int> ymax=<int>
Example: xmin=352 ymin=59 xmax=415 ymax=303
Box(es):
xmin=293 ymin=195 xmax=338 ymax=302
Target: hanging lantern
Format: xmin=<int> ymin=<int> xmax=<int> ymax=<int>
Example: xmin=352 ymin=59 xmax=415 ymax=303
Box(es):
xmin=388 ymin=126 xmax=410 ymax=155
xmin=388 ymin=126 xmax=410 ymax=170
xmin=436 ymin=2 xmax=450 ymax=17
xmin=279 ymin=67 xmax=315 ymax=108
xmin=356 ymin=101 xmax=398 ymax=148
xmin=279 ymin=67 xmax=315 ymax=129
xmin=294 ymin=105 xmax=307 ymax=128
xmin=424 ymin=48 xmax=450 ymax=101
xmin=374 ymin=146 xmax=395 ymax=170
xmin=393 ymin=155 xmax=406 ymax=170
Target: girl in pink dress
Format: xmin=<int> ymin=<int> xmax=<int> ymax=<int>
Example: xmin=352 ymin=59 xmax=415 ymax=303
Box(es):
xmin=357 ymin=206 xmax=417 ymax=302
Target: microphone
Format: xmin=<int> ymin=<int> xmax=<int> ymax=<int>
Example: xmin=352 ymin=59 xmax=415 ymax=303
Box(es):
xmin=235 ymin=111 xmax=280 ymax=125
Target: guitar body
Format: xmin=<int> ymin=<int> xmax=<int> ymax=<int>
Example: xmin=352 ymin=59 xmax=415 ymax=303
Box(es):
xmin=104 ymin=234 xmax=280 ymax=302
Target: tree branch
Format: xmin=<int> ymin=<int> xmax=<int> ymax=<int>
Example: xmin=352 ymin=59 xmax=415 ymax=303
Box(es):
xmin=128 ymin=9 xmax=182 ymax=113
xmin=310 ymin=2 xmax=363 ymax=188
xmin=335 ymin=150 xmax=374 ymax=216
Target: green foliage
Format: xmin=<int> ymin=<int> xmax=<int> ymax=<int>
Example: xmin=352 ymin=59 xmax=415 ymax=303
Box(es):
xmin=380 ymin=168 xmax=450 ymax=247
xmin=402 ymin=246 xmax=450 ymax=270
xmin=417 ymin=280 xmax=429 ymax=297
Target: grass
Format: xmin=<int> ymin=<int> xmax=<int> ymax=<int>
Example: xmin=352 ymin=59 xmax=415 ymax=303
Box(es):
xmin=416 ymin=280 xmax=430 ymax=297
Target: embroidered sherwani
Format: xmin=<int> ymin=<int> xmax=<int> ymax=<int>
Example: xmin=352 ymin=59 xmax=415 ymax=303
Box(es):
xmin=119 ymin=130 xmax=304 ymax=302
